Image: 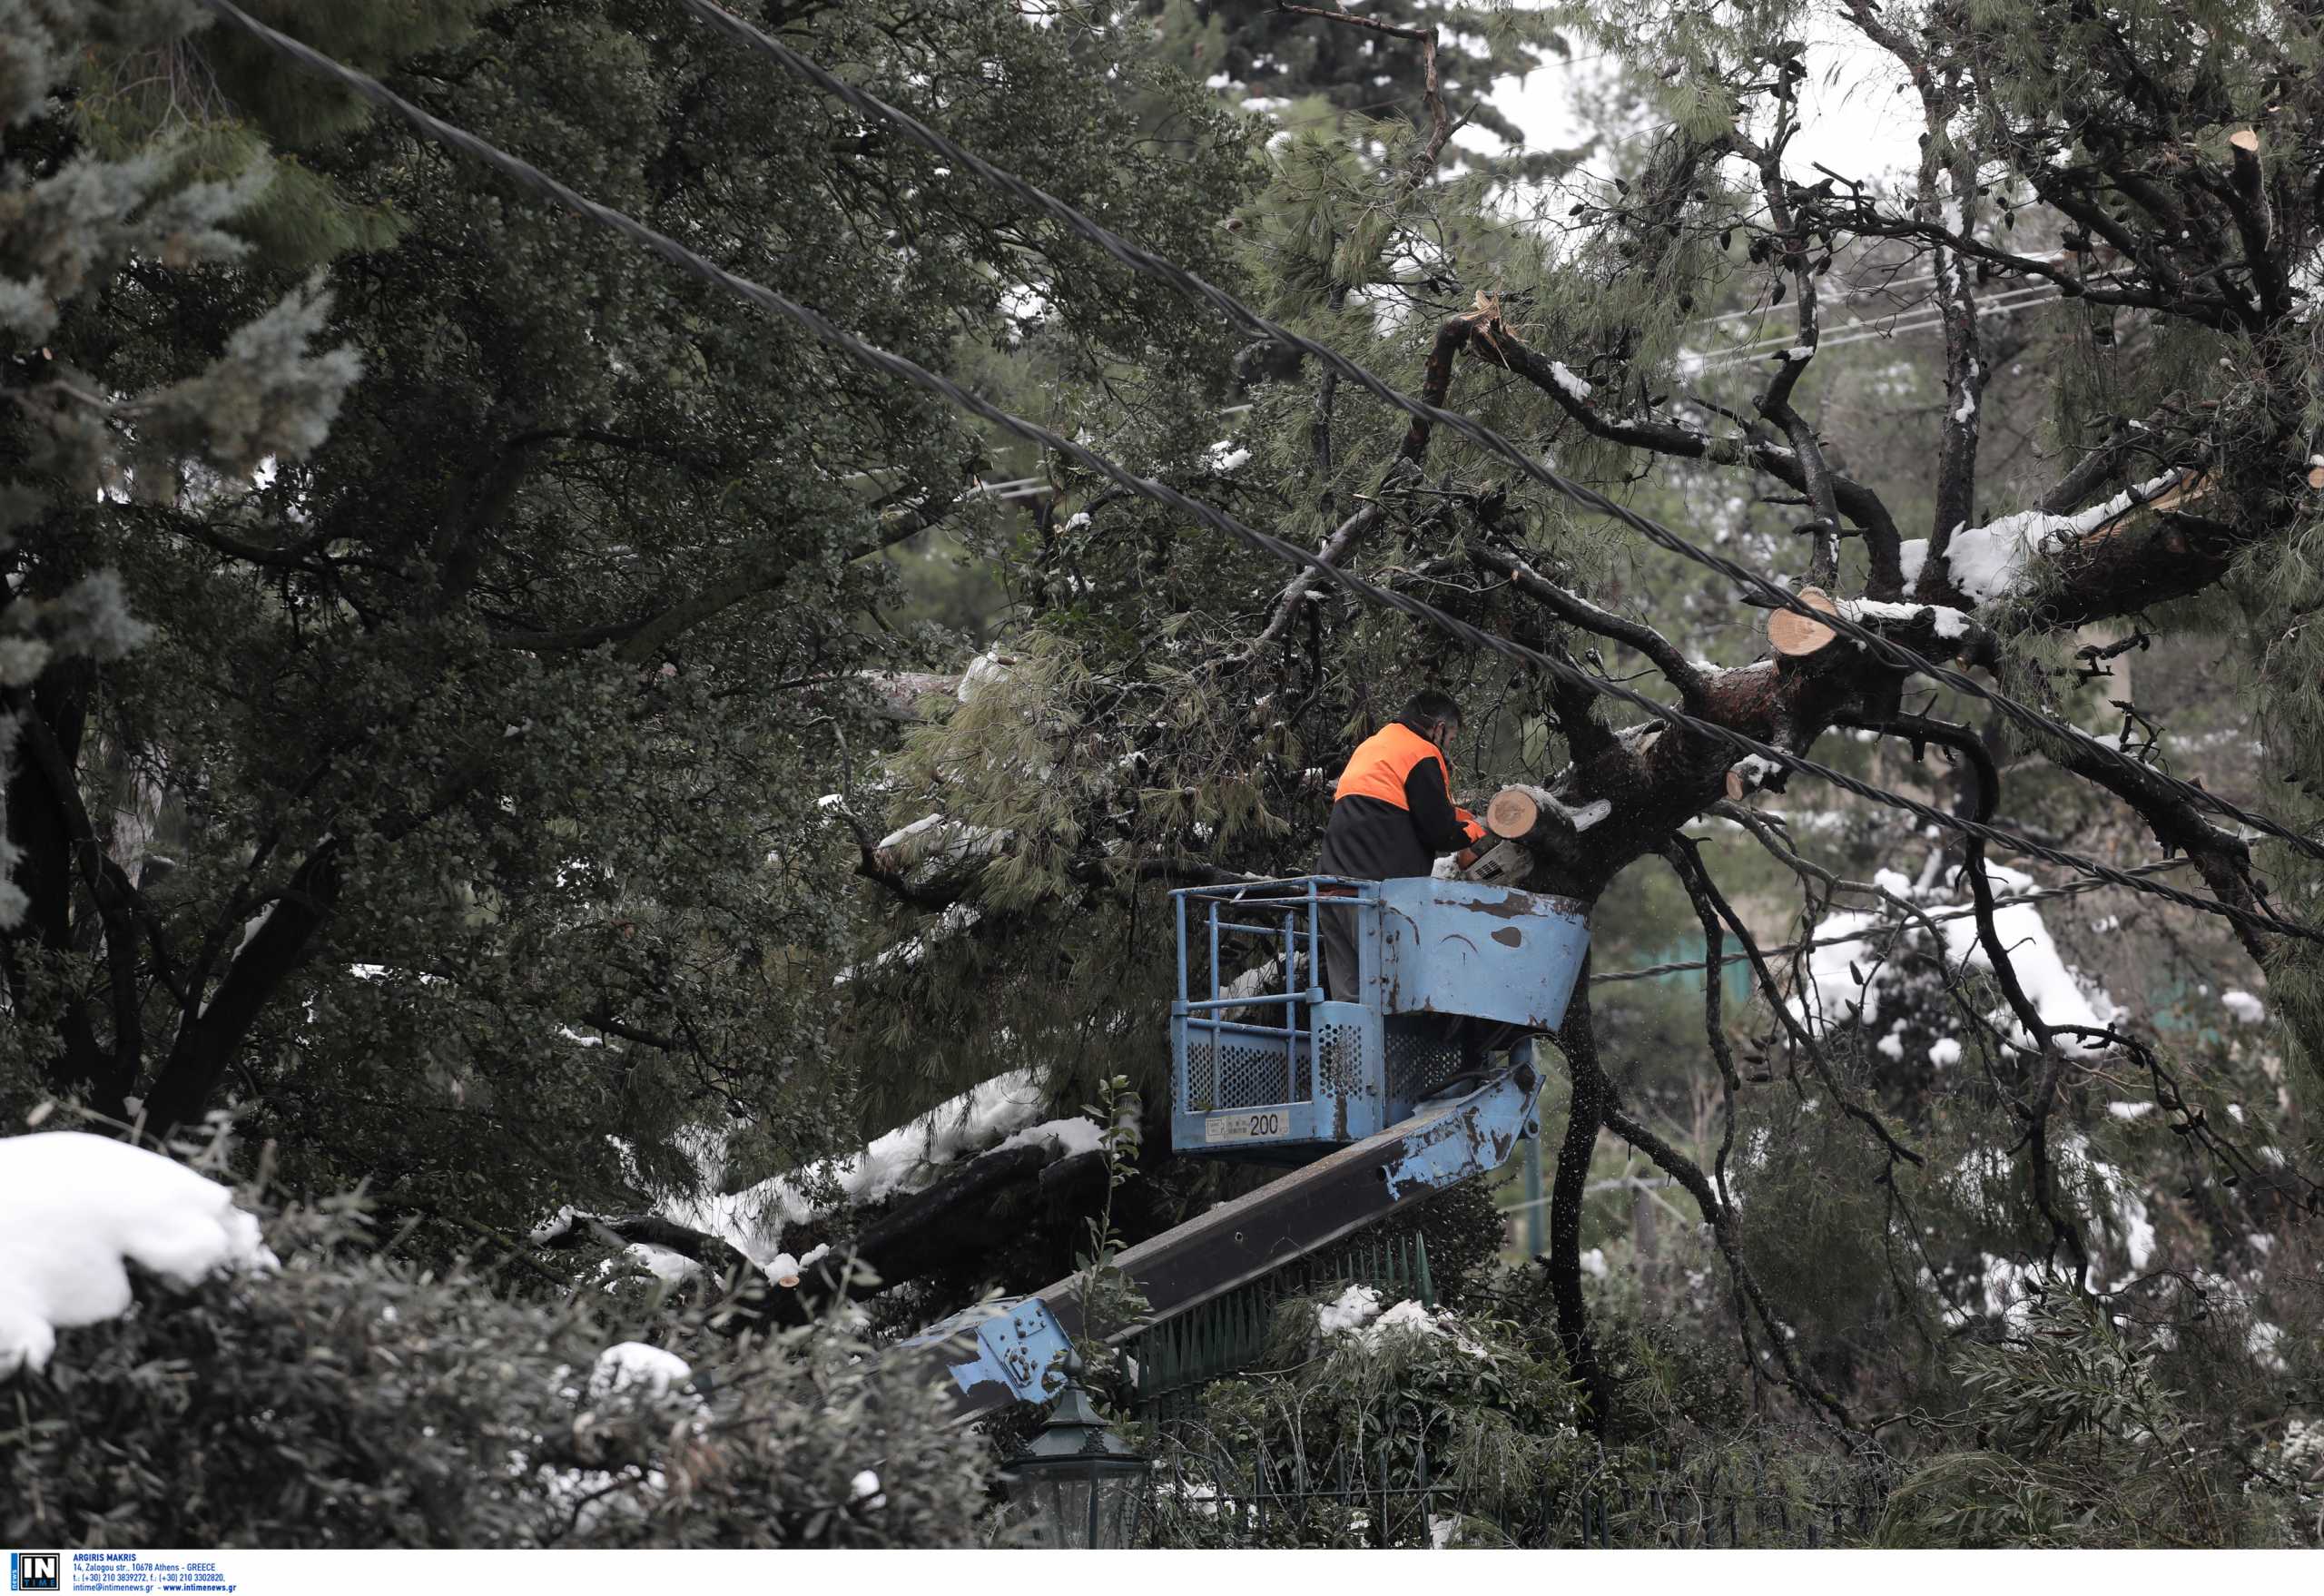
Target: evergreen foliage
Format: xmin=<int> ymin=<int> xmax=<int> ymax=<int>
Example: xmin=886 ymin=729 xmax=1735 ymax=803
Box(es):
xmin=5 ymin=0 xmax=2324 ymax=1550
xmin=0 ymin=1195 xmax=1000 ymax=1548
xmin=1 ymin=0 xmax=1256 ymax=1235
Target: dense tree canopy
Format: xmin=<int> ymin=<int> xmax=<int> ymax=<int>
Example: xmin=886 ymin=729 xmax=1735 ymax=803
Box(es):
xmin=4 ymin=0 xmax=1253 ymax=1228
xmin=5 ymin=0 xmax=2323 ymax=1546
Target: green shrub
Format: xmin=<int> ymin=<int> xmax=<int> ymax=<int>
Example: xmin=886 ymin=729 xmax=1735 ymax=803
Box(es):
xmin=1 ymin=1200 xmax=999 ymax=1548
xmin=1876 ymin=1286 xmax=2309 ymax=1548
xmin=1147 ymin=1286 xmax=1592 ymax=1548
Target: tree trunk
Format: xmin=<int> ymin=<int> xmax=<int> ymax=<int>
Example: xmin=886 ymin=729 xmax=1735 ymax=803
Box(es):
xmin=1545 ymin=956 xmax=1613 ymax=1431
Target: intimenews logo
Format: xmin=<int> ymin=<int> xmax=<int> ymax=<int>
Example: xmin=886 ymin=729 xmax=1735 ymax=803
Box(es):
xmin=9 ymin=1554 xmax=59 ymax=1592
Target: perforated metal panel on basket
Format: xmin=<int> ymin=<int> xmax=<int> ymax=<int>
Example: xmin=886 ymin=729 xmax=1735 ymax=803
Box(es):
xmin=1385 ymin=1020 xmax=1468 ymax=1103
xmin=1184 ymin=1035 xmax=1297 ymax=1111
xmin=1316 ymin=1020 xmax=1365 ymax=1096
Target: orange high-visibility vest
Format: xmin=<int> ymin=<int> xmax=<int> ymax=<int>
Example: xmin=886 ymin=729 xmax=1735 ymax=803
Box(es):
xmin=1334 ymin=722 xmax=1453 ymax=810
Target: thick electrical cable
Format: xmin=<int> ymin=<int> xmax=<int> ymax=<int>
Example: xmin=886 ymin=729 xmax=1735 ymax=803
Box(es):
xmin=187 ymin=0 xmax=2324 ymax=947
xmin=665 ymin=0 xmax=2324 ymax=868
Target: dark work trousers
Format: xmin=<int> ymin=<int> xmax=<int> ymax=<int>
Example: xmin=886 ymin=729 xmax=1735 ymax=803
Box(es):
xmin=1318 ymin=895 xmax=1363 ymax=1003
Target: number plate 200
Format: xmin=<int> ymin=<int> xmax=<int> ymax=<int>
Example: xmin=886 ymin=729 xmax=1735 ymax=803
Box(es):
xmin=1204 ymin=1109 xmax=1289 ymax=1144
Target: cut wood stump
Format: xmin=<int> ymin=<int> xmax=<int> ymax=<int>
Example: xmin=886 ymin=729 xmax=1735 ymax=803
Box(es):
xmin=1486 ymin=783 xmax=1562 ymax=842
xmin=1768 ymin=586 xmax=1840 ymax=659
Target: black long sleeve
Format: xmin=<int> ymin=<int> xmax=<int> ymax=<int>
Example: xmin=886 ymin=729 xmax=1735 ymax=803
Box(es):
xmin=1401 ymin=755 xmax=1472 ymax=855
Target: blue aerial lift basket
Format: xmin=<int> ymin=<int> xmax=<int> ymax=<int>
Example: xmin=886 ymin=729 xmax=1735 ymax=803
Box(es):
xmin=909 ymin=873 xmax=1592 ymax=1414
xmin=1169 ymin=875 xmax=1590 ymax=1160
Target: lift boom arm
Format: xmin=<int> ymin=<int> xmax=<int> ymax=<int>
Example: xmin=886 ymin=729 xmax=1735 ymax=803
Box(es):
xmin=902 ymin=1057 xmax=1541 ymax=1418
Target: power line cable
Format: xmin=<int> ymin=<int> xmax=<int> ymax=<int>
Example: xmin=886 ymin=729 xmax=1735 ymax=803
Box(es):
xmin=1588 ymin=858 xmax=2192 ymax=984
xmin=1696 ymin=281 xmax=2065 ymax=362
xmin=663 ymin=0 xmax=2324 ymax=870
xmin=187 ymin=0 xmax=2324 ymax=948
xmin=1690 ymin=267 xmax=1945 ymax=329
xmin=1695 ymin=286 xmax=2073 ymax=373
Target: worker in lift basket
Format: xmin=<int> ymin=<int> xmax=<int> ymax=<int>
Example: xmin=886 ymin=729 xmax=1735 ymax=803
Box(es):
xmin=1315 ymin=689 xmax=1486 ymax=1003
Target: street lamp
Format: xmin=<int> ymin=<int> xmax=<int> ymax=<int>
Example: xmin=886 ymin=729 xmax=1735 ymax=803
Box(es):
xmin=1001 ymin=1351 xmax=1153 ymax=1548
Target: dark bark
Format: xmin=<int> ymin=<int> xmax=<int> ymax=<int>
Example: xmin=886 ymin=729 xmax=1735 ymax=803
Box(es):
xmin=143 ymin=841 xmax=345 ymax=1133
xmin=1543 ymin=959 xmax=1613 ymax=1431
xmin=541 ymin=1136 xmax=1108 ymax=1333
xmin=3 ymin=658 xmax=125 ymax=1106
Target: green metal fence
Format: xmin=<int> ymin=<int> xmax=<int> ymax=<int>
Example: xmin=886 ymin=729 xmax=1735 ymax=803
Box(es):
xmin=1128 ymin=1230 xmax=1434 ymax=1424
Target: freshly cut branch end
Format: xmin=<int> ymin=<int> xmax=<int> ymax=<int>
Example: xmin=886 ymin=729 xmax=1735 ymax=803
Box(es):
xmin=1767 ymin=586 xmax=1840 ymax=657
xmin=1488 ymin=783 xmax=1560 ymax=841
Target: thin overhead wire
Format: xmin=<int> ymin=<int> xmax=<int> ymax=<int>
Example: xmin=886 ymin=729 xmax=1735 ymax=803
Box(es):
xmin=663 ymin=0 xmax=2324 ymax=870
xmin=1587 ymin=857 xmax=2194 ymax=984
xmin=1695 ymin=281 xmax=2065 ymax=364
xmin=1694 ymin=286 xmax=2073 ymax=373
xmin=187 ymin=0 xmax=2324 ymax=947
xmin=1689 ymin=266 xmax=1946 ymax=330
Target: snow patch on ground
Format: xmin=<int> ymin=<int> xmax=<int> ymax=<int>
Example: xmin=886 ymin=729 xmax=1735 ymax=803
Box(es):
xmin=0 ymin=1133 xmax=274 ymax=1377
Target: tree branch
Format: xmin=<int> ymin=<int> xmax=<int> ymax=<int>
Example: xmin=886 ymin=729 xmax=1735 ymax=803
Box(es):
xmin=1469 ymin=543 xmax=1710 ymax=711
xmin=1456 ymin=310 xmax=1906 ymax=576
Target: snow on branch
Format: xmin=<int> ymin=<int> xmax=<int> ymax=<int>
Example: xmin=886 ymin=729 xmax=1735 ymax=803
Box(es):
xmin=1937 ymin=471 xmax=2189 ymax=605
xmin=664 ymin=1069 xmax=1079 ymax=1263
